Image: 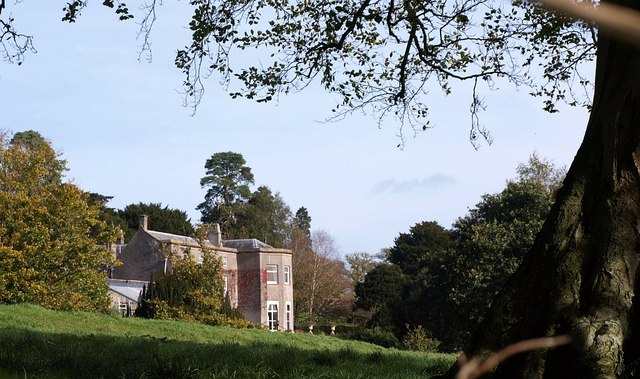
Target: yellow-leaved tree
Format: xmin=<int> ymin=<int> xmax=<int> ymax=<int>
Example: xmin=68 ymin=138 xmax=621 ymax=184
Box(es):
xmin=0 ymin=130 xmax=118 ymax=311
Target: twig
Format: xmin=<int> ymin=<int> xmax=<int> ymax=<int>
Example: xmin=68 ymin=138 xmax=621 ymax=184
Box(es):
xmin=455 ymin=335 xmax=572 ymax=379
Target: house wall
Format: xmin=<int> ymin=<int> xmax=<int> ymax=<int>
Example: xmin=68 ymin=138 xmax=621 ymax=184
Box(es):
xmin=260 ymin=251 xmax=294 ymax=331
xmin=108 ymin=291 xmax=137 ymax=316
xmin=236 ymin=253 xmax=263 ymax=323
xmin=112 ymin=231 xmax=167 ymax=281
xmin=235 ymin=249 xmax=295 ymax=330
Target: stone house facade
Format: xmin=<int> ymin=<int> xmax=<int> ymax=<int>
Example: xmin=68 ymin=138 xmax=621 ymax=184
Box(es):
xmin=107 ymin=278 xmax=146 ymax=316
xmin=109 ymin=216 xmax=294 ymax=331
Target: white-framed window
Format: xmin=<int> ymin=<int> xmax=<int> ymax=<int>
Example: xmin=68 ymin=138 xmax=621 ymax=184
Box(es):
xmin=267 ymin=301 xmax=279 ymax=331
xmin=222 ymin=256 xmax=228 ymax=267
xmin=285 ymin=302 xmax=292 ymax=331
xmin=283 ymin=265 xmax=291 ymax=285
xmin=117 ymin=298 xmax=132 ymax=317
xmin=223 ymin=275 xmax=228 ymax=297
xmin=266 ymin=264 xmax=278 ymax=284
xmin=196 ymin=254 xmax=204 ymax=264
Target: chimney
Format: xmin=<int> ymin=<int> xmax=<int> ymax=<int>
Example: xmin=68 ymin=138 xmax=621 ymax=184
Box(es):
xmin=139 ymin=215 xmax=148 ymax=230
xmin=207 ymin=223 xmax=222 ymax=247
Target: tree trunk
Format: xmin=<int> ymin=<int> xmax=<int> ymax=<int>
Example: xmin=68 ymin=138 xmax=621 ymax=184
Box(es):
xmin=445 ymin=19 xmax=640 ymax=379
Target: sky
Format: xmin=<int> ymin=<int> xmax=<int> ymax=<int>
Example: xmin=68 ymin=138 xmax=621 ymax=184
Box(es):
xmin=1 ymin=2 xmax=591 ymax=256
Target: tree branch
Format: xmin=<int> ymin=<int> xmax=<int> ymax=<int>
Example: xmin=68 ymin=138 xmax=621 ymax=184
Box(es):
xmin=396 ymin=23 xmax=417 ymax=102
xmin=456 ymin=335 xmax=572 ymax=379
xmin=311 ymin=0 xmax=371 ymax=52
xmin=137 ymin=0 xmax=160 ymax=62
xmin=0 ymin=18 xmax=35 ymax=64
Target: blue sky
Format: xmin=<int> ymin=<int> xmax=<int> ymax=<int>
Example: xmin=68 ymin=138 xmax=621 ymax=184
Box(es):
xmin=1 ymin=2 xmax=590 ymax=255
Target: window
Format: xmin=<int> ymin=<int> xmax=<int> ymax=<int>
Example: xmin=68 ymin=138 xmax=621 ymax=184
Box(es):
xmin=267 ymin=301 xmax=279 ymax=331
xmin=117 ymin=298 xmax=132 ymax=317
xmin=223 ymin=275 xmax=228 ymax=297
xmin=266 ymin=264 xmax=278 ymax=284
xmin=222 ymin=256 xmax=228 ymax=267
xmin=118 ymin=300 xmax=127 ymax=314
xmin=285 ymin=302 xmax=292 ymax=331
xmin=283 ymin=265 xmax=291 ymax=285
xmin=196 ymin=255 xmax=203 ymax=264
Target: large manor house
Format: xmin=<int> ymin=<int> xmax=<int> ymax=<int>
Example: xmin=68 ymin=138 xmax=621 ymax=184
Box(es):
xmin=107 ymin=216 xmax=294 ymax=331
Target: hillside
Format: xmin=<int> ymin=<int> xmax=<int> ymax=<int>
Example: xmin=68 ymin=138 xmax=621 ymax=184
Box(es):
xmin=0 ymin=304 xmax=455 ymax=378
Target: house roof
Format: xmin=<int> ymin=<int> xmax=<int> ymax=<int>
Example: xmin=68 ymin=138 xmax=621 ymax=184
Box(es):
xmin=146 ymin=230 xmax=208 ymax=247
xmin=107 ymin=279 xmax=147 ymax=301
xmin=223 ymin=239 xmax=274 ymax=249
xmin=144 ymin=229 xmax=275 ymax=251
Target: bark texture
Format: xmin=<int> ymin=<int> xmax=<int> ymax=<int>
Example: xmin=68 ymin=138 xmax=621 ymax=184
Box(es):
xmin=445 ymin=17 xmax=640 ymax=379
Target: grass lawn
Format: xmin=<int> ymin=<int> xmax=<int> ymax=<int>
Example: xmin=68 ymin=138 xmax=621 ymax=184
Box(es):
xmin=0 ymin=304 xmax=456 ymax=378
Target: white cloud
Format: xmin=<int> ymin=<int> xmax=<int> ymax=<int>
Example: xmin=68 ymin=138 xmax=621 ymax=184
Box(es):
xmin=370 ymin=173 xmax=456 ymax=195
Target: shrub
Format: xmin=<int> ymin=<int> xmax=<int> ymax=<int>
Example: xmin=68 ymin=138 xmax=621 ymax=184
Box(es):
xmin=402 ymin=325 xmax=440 ymax=352
xmin=135 ymin=248 xmax=224 ymax=321
xmin=198 ymin=313 xmax=258 ymax=329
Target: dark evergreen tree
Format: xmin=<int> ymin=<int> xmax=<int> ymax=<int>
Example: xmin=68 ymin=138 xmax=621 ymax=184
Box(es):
xmin=117 ymin=202 xmax=194 ymax=241
xmin=229 ymin=186 xmax=292 ymax=246
xmin=197 ymin=152 xmax=254 ymax=227
xmin=292 ymin=207 xmax=312 ymax=238
xmin=10 ymin=130 xmax=48 ymax=148
xmin=85 ymin=193 xmax=129 ymax=241
xmin=388 ymin=221 xmax=454 ymax=277
xmin=355 ymin=264 xmax=406 ymax=332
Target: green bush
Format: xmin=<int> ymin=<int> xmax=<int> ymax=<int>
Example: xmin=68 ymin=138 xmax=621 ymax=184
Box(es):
xmin=199 ymin=313 xmax=260 ymax=329
xmin=135 ymin=248 xmax=230 ymax=324
xmin=402 ymin=324 xmax=441 ymax=352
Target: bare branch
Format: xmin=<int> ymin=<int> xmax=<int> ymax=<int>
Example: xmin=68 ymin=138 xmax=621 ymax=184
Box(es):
xmin=0 ymin=18 xmax=35 ymax=65
xmin=137 ymin=0 xmax=161 ymax=62
xmin=456 ymin=335 xmax=572 ymax=379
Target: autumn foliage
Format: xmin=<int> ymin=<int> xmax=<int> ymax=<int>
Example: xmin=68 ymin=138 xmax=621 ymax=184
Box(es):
xmin=0 ymin=131 xmax=118 ymax=311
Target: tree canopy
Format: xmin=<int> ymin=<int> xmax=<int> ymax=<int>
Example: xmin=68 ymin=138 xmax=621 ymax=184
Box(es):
xmin=197 ymin=152 xmax=301 ymax=247
xmin=292 ymin=207 xmax=312 ymax=238
xmin=345 ymin=251 xmax=379 ymax=285
xmin=363 ymin=154 xmax=564 ymax=351
xmin=388 ymin=221 xmax=454 ymax=277
xmin=117 ymin=202 xmax=195 ymax=240
xmin=2 ymin=0 xmax=595 ymax=143
xmin=228 ymin=186 xmax=293 ymax=246
xmin=292 ymin=230 xmax=352 ymax=324
xmin=0 ymin=131 xmax=118 ymax=311
xmin=197 ymin=151 xmax=255 ymax=226
xmin=355 ymin=263 xmax=406 ymax=330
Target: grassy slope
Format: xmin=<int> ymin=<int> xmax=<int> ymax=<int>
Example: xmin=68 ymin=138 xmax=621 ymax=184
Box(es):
xmin=0 ymin=304 xmax=455 ymax=378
